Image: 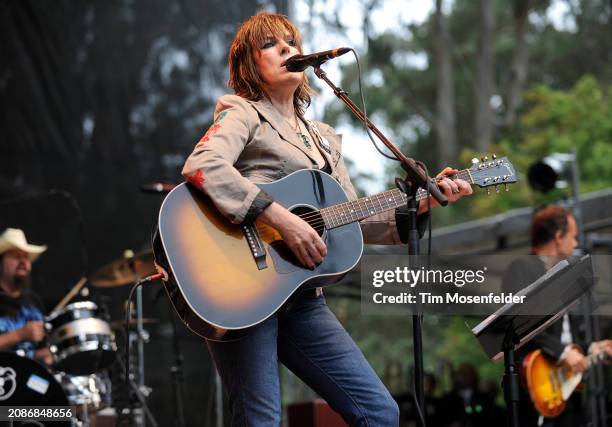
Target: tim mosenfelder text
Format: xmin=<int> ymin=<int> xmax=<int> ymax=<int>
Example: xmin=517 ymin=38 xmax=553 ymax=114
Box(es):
xmin=369 ymin=266 xmax=526 ymax=305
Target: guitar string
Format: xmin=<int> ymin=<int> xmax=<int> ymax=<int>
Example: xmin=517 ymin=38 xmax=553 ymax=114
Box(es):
xmin=288 ymin=171 xmax=469 ymax=226
xmin=256 ymin=172 xmax=473 ymax=238
xmin=291 ymin=170 xmax=472 ymax=223
xmin=253 ymin=168 xmax=490 ymax=240
xmin=255 ymin=192 xmax=404 ymax=239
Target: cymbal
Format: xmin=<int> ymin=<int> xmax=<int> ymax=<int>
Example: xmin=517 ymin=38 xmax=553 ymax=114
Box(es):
xmin=91 ymin=250 xmax=156 ymax=287
xmin=110 ymin=318 xmax=158 ymax=329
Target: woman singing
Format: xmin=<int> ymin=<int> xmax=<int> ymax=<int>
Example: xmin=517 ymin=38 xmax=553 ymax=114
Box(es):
xmin=181 ymin=11 xmax=471 ymax=426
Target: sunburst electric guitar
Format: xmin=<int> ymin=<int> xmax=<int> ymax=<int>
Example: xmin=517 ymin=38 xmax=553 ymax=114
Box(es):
xmin=153 ymin=156 xmax=517 ymax=341
xmin=523 ymin=347 xmax=608 ymax=418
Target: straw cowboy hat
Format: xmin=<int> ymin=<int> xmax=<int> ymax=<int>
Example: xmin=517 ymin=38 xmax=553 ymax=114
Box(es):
xmin=0 ymin=228 xmax=47 ymax=261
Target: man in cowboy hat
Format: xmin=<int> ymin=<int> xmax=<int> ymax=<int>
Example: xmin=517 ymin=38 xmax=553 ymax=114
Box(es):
xmin=0 ymin=228 xmax=51 ymax=363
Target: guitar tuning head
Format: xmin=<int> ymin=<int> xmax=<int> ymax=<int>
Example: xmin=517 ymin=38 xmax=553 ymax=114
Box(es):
xmin=471 ymin=157 xmax=480 ymax=164
xmin=487 ymin=188 xmax=491 ymax=196
xmin=495 ymin=185 xmax=500 ymax=194
xmin=481 ymin=156 xmax=488 ymax=162
xmin=492 ymin=154 xmax=497 ymax=160
xmin=504 ymin=184 xmax=509 ymax=192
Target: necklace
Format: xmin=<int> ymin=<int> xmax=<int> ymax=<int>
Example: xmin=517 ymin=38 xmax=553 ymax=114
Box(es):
xmin=289 ymin=115 xmax=312 ymax=150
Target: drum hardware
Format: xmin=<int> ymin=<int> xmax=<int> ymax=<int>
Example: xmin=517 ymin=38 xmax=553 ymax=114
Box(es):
xmin=78 ymin=249 xmax=160 ymax=427
xmin=93 ymin=249 xmax=159 ymax=427
xmin=112 ymin=353 xmax=158 ymax=427
xmin=56 ymin=370 xmax=112 ymax=426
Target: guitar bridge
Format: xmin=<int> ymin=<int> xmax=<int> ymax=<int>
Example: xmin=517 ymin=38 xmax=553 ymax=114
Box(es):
xmin=242 ymin=224 xmax=267 ymax=270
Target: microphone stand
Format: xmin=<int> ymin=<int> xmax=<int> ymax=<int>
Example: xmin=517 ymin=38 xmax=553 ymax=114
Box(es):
xmin=313 ymin=65 xmax=447 ymax=427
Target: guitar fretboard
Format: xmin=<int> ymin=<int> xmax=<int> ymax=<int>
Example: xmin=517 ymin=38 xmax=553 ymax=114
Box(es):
xmin=320 ymin=170 xmax=472 ymax=229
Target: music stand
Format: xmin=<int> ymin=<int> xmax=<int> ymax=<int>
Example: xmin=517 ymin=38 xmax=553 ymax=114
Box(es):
xmin=472 ymin=254 xmax=596 ymax=427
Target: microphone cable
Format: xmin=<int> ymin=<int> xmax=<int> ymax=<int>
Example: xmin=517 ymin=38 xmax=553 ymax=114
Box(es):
xmin=349 ymin=48 xmax=400 ymax=162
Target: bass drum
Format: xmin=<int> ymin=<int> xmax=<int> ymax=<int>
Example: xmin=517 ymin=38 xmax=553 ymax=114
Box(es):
xmin=0 ymin=352 xmax=72 ymax=426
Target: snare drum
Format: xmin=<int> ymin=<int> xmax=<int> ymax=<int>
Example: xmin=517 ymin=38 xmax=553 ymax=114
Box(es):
xmin=46 ymin=301 xmax=117 ymax=376
xmin=0 ymin=352 xmax=72 ymax=426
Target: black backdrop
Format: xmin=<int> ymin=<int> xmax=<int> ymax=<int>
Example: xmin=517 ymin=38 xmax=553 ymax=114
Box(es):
xmin=0 ymin=1 xmax=288 ymax=425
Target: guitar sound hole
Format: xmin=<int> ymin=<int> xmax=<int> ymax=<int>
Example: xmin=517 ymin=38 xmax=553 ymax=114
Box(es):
xmin=268 ymin=205 xmax=326 ymax=272
xmin=268 ymin=241 xmax=301 ymax=270
xmin=290 ymin=206 xmax=325 ymax=237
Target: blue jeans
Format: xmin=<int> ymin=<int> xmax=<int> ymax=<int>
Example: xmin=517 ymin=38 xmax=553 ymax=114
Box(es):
xmin=206 ymin=291 xmax=399 ymax=426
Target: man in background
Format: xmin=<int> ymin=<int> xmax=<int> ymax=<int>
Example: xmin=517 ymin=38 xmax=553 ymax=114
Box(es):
xmin=502 ymin=205 xmax=612 ymax=426
xmin=0 ymin=227 xmax=51 ymax=364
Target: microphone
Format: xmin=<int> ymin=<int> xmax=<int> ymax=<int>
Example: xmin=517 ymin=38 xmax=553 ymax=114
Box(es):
xmin=140 ymin=182 xmax=176 ymax=194
xmin=282 ymin=47 xmax=351 ymax=72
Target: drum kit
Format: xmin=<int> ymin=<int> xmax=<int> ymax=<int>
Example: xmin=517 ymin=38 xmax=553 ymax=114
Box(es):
xmin=1 ymin=250 xmax=159 ymax=427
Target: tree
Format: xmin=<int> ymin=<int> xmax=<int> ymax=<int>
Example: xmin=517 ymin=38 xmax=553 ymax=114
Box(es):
xmin=434 ymin=0 xmax=458 ymax=166
xmin=473 ymin=0 xmax=496 ymax=152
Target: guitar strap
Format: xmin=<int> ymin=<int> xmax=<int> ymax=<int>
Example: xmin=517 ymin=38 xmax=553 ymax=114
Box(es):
xmin=304 ymin=120 xmax=332 ymax=155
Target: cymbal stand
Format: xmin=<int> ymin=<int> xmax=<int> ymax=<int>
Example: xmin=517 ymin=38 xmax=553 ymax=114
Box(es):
xmin=115 ymin=352 xmax=159 ymax=427
xmin=126 ymin=251 xmax=152 ymax=427
xmin=136 ymin=286 xmax=147 ymax=393
xmin=130 ymin=289 xmax=153 ymax=427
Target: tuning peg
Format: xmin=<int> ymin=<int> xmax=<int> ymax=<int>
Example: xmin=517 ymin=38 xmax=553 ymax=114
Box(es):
xmin=492 ymin=154 xmax=497 ymax=160
xmin=487 ymin=188 xmax=491 ymax=195
xmin=504 ymin=184 xmax=509 ymax=192
xmin=471 ymin=158 xmax=480 ymax=164
xmin=481 ymin=156 xmax=488 ymax=162
xmin=495 ymin=185 xmax=500 ymax=194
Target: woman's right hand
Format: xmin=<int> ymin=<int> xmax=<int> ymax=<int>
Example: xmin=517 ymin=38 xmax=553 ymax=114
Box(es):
xmin=19 ymin=321 xmax=45 ymax=343
xmin=259 ymin=202 xmax=327 ymax=269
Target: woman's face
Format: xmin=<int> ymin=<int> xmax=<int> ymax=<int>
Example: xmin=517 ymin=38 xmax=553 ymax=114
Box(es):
xmin=254 ymin=31 xmax=303 ymax=95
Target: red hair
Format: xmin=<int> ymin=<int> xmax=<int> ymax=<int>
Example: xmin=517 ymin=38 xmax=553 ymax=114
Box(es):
xmin=227 ymin=12 xmax=313 ymax=115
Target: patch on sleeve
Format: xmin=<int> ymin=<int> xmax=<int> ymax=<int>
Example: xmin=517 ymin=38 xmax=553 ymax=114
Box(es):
xmin=186 ymin=169 xmax=205 ymax=188
xmin=198 ymin=111 xmax=229 ymax=144
xmin=214 ymin=111 xmax=228 ymax=123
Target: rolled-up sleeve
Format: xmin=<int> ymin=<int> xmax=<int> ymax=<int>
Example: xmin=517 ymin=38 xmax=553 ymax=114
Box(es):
xmin=182 ymin=95 xmax=267 ymax=224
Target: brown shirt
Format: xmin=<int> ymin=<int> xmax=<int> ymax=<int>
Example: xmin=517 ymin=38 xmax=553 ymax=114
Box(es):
xmin=181 ymin=94 xmax=404 ymax=245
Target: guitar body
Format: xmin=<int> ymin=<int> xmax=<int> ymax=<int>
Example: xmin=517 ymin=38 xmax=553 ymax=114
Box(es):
xmin=154 ymin=169 xmax=363 ymax=341
xmin=153 ymin=156 xmax=518 ymax=341
xmin=522 ymin=349 xmax=583 ymax=418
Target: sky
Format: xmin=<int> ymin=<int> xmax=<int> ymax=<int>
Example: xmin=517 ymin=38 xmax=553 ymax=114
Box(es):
xmin=292 ymin=0 xmax=575 ymax=194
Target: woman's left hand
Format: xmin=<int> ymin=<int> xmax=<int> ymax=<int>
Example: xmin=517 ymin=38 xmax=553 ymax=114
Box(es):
xmin=436 ymin=167 xmax=472 ymax=202
xmin=418 ymin=167 xmax=473 ymax=213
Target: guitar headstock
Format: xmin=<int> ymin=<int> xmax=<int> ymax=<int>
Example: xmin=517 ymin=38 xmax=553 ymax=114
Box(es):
xmin=469 ymin=155 xmax=517 ymax=194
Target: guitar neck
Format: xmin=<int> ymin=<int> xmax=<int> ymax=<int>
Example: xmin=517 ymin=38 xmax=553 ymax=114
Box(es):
xmin=320 ymin=169 xmax=473 ymax=229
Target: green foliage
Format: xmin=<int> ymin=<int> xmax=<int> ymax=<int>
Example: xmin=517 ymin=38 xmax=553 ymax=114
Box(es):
xmin=467 ymin=76 xmax=612 ymax=218
xmin=324 ymin=0 xmax=611 ymax=225
xmin=315 ymin=0 xmax=612 ymax=398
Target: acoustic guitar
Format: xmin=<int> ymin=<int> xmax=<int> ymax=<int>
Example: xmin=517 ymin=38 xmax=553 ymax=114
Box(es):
xmin=523 ymin=347 xmax=607 ymax=418
xmin=153 ymin=156 xmax=517 ymax=341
